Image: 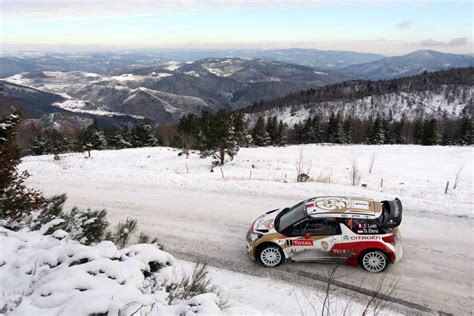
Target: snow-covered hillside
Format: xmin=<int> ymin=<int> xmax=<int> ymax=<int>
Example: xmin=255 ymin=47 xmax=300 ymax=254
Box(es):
xmin=246 ymin=85 xmax=473 ymax=126
xmin=19 ymin=145 xmax=474 ymax=315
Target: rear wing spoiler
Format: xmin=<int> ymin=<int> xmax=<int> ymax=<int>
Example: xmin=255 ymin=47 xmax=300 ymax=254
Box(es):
xmin=381 ymin=198 xmax=402 ymax=228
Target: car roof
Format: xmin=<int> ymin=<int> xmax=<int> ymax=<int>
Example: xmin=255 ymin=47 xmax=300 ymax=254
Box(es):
xmin=305 ymin=196 xmax=382 ymax=219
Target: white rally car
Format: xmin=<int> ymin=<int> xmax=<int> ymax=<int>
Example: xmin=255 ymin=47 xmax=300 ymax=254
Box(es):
xmin=246 ymin=196 xmax=403 ymax=273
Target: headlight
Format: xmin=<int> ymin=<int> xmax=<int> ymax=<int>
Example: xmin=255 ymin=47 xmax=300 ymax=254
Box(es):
xmin=249 ymin=232 xmax=262 ymax=241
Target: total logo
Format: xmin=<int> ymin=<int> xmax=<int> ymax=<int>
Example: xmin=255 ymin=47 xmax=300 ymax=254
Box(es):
xmin=287 ymin=239 xmax=314 ymax=247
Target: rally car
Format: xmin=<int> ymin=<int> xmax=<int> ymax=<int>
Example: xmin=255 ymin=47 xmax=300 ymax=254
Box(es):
xmin=246 ymin=196 xmax=402 ymax=273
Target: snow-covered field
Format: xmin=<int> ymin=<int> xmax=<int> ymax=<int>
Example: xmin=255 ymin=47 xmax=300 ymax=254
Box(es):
xmin=19 ymin=144 xmax=473 ymax=315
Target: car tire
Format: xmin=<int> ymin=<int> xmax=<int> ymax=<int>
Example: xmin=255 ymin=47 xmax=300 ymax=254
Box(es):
xmin=258 ymin=244 xmax=284 ymax=267
xmin=360 ymin=250 xmax=388 ymax=273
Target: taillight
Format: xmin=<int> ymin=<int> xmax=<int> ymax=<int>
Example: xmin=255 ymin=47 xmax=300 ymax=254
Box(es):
xmin=382 ymin=235 xmax=396 ymax=245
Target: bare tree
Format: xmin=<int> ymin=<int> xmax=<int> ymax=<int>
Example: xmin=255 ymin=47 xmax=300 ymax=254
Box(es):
xmin=320 ymin=264 xmax=340 ymax=316
xmin=295 ymin=146 xmax=312 ymax=182
xmin=453 ymin=165 xmax=464 ymax=189
xmin=350 ymin=159 xmax=361 ymax=186
xmin=368 ymin=153 xmax=376 ymax=174
xmin=362 ymin=272 xmax=400 ymax=316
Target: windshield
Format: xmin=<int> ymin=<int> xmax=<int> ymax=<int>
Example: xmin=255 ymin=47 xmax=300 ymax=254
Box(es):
xmin=277 ymin=200 xmax=308 ymax=232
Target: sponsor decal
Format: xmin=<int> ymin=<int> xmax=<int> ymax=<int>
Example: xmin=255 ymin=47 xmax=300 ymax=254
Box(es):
xmin=357 ymin=223 xmax=379 ymax=234
xmin=305 ymin=202 xmax=315 ymax=208
xmin=352 ymin=200 xmax=370 ymax=210
xmin=332 ymin=249 xmax=348 ymax=255
xmin=315 ymin=198 xmax=347 ymax=211
xmin=286 ymin=239 xmax=314 ymax=247
xmin=343 ymin=235 xmax=350 ymax=241
xmin=321 ymin=241 xmax=329 ymax=250
xmin=263 ymin=220 xmax=274 ymax=230
xmin=393 ymin=204 xmax=400 ymax=217
xmin=350 ymin=235 xmax=381 ymax=240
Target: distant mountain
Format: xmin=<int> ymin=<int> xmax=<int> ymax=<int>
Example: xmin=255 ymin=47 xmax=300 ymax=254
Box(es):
xmin=342 ymin=50 xmax=474 ymax=79
xmin=242 ymin=67 xmax=474 ymax=124
xmin=2 ymin=58 xmax=346 ymax=124
xmin=118 ymin=58 xmax=346 ymax=108
xmin=239 ymin=48 xmax=385 ymax=70
xmin=0 ymin=52 xmax=167 ymax=78
xmin=0 ymin=49 xmax=383 ymax=78
xmin=0 ymin=81 xmax=144 ymax=130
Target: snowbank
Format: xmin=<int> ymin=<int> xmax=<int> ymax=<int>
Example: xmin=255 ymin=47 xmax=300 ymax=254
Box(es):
xmin=0 ymin=227 xmax=223 ymax=315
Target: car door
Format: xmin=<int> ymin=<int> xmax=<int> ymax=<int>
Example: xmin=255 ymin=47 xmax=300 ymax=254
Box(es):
xmin=285 ymin=217 xmax=341 ymax=262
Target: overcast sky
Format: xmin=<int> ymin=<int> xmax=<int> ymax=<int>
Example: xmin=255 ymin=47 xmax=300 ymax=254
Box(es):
xmin=1 ymin=0 xmax=472 ymax=55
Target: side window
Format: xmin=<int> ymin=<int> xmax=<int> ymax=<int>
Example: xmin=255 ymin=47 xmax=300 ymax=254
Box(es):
xmin=284 ymin=219 xmax=307 ymax=237
xmin=345 ymin=218 xmax=383 ymax=234
xmin=305 ymin=218 xmax=341 ymax=235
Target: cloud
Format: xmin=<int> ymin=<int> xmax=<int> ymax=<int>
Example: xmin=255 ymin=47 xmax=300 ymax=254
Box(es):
xmin=420 ymin=37 xmax=468 ymax=47
xmin=3 ymin=0 xmax=466 ymax=18
xmin=396 ymin=19 xmax=414 ymax=29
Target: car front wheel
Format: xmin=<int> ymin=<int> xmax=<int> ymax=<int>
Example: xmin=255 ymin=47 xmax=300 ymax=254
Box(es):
xmin=360 ymin=250 xmax=388 ymax=273
xmin=258 ymin=245 xmax=284 ymax=267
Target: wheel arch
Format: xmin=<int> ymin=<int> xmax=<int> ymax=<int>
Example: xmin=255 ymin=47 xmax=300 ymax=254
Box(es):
xmin=255 ymin=241 xmax=286 ymax=261
xmin=357 ymin=247 xmax=392 ymax=266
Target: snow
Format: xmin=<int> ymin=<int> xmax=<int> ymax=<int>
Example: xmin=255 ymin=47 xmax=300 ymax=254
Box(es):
xmin=247 ymin=85 xmax=472 ymax=125
xmin=164 ymin=61 xmax=182 ymax=71
xmin=0 ymin=225 xmax=383 ymax=315
xmin=0 ymin=227 xmax=229 ymax=315
xmin=52 ymin=99 xmax=143 ymax=118
xmin=18 ymin=144 xmax=474 ymax=314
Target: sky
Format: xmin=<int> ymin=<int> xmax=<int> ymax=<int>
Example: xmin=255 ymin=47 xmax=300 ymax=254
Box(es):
xmin=1 ymin=0 xmax=473 ymax=55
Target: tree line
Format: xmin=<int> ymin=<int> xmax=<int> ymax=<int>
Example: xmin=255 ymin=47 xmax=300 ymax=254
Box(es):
xmin=243 ymin=67 xmax=474 ymax=114
xmin=20 ymin=107 xmax=472 ymax=165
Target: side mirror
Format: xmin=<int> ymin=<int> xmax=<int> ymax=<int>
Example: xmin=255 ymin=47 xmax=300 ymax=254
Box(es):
xmin=305 ymin=232 xmax=311 ymax=239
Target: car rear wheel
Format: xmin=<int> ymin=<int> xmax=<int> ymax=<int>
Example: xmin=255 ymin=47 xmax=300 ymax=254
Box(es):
xmin=360 ymin=250 xmax=388 ymax=273
xmin=258 ymin=245 xmax=284 ymax=267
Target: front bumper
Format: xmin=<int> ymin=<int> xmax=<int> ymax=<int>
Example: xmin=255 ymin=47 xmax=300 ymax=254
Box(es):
xmin=245 ymin=233 xmax=256 ymax=261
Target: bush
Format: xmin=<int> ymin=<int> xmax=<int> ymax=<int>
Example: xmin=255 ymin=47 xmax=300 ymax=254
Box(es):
xmin=165 ymin=262 xmax=229 ymax=308
xmin=105 ymin=217 xmax=138 ymax=248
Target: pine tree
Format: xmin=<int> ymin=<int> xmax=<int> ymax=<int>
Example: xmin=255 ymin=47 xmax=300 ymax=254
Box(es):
xmin=310 ymin=116 xmax=323 ymax=143
xmin=196 ymin=109 xmax=245 ymax=165
xmin=276 ymin=121 xmax=287 ymax=146
xmin=178 ymin=113 xmax=199 ymax=154
xmin=266 ymin=116 xmax=279 ymax=145
xmin=77 ymin=122 xmax=107 ymax=156
xmin=381 ymin=117 xmax=392 ymax=144
xmin=392 ymin=114 xmax=406 ymax=144
xmin=342 ymin=116 xmax=353 ymax=144
xmin=421 ymin=118 xmax=438 ymax=145
xmin=369 ymin=115 xmax=385 ymax=144
xmin=413 ymin=118 xmax=424 ymax=144
xmin=105 ymin=128 xmax=132 ymax=149
xmin=333 ymin=113 xmax=345 ymax=144
xmin=364 ymin=117 xmax=373 ymax=144
xmin=457 ymin=115 xmax=473 ymax=145
xmin=47 ymin=130 xmax=71 ymax=154
xmin=131 ymin=124 xmax=158 ymax=147
xmin=301 ymin=117 xmax=313 ymax=143
xmin=30 ymin=134 xmax=50 ymax=155
xmin=326 ymin=112 xmax=337 ymax=143
xmin=0 ymin=111 xmax=45 ymax=228
xmin=251 ymin=116 xmax=269 ymax=146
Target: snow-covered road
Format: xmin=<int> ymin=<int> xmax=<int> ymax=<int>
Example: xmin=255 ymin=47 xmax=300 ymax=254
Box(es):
xmin=21 ymin=145 xmax=473 ymax=315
